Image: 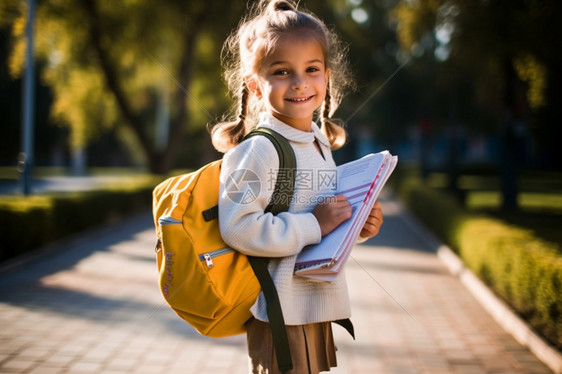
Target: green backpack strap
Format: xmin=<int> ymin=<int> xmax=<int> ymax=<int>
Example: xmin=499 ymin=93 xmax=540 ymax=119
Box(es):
xmin=244 ymin=127 xmax=296 ymax=215
xmin=247 ymin=257 xmax=293 ymax=372
xmin=244 ymin=127 xmax=296 ymax=372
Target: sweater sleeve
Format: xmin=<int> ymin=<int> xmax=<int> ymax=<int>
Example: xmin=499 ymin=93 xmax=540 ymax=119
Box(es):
xmin=218 ymin=136 xmax=322 ymax=257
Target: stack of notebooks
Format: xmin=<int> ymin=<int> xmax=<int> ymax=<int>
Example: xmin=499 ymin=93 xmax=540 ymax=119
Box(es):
xmin=294 ymin=151 xmax=398 ymax=282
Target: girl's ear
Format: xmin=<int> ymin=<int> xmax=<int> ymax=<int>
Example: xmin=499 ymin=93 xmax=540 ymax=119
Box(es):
xmin=325 ymin=68 xmax=331 ymax=87
xmin=245 ymin=76 xmax=262 ymax=99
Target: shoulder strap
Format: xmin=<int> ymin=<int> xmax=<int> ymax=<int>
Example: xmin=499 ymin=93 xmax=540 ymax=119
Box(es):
xmin=201 ymin=127 xmax=296 ymax=222
xmin=244 ymin=127 xmax=296 ymax=372
xmin=244 ymin=127 xmax=296 ymax=215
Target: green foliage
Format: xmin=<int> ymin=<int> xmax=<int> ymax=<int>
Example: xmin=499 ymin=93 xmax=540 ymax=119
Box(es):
xmin=390 ymin=0 xmax=439 ymax=50
xmin=389 ymin=0 xmax=562 ymax=165
xmin=2 ymin=0 xmax=247 ymax=173
xmin=0 ymin=178 xmax=159 ymax=261
xmin=457 ymin=218 xmax=562 ymax=349
xmin=395 ymin=175 xmax=562 ymax=350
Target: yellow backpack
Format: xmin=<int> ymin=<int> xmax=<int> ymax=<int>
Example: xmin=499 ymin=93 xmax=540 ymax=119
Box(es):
xmin=152 ymin=128 xmax=296 ymax=371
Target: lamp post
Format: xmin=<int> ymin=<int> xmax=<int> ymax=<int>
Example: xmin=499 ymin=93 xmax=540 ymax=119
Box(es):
xmin=19 ymin=0 xmax=36 ymax=196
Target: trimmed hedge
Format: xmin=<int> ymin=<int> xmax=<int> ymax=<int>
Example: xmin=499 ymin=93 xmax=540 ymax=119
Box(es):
xmin=0 ymin=179 xmax=159 ymax=261
xmin=395 ymin=177 xmax=562 ymax=351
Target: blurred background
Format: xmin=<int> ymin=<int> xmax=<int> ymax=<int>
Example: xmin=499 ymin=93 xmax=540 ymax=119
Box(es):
xmin=2 ymin=0 xmax=561 ymax=240
xmin=2 ymin=0 xmax=561 ymax=229
xmin=1 ymin=0 xmax=561 ymax=171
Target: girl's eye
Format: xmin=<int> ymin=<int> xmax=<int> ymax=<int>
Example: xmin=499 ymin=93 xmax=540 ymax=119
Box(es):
xmin=307 ymin=67 xmax=320 ymax=73
xmin=273 ymin=69 xmax=289 ymax=76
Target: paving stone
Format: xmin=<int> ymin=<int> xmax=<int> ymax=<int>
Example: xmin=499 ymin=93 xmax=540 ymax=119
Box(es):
xmin=1 ymin=357 xmax=36 ymax=372
xmin=27 ymin=365 xmax=65 ymax=374
xmin=0 ymin=198 xmax=556 ymax=374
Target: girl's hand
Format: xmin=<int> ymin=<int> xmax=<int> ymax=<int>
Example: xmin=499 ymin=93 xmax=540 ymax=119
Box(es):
xmin=312 ymin=195 xmax=352 ymax=237
xmin=359 ymin=201 xmax=384 ymax=239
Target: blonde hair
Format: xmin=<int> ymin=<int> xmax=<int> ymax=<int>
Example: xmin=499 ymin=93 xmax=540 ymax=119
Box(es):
xmin=210 ymin=0 xmax=353 ymax=153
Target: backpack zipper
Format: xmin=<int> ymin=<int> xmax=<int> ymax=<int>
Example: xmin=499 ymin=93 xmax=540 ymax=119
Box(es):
xmin=199 ymin=248 xmax=234 ymax=268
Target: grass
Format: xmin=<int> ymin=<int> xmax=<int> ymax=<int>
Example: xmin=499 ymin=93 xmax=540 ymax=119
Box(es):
xmin=467 ymin=191 xmax=562 ymax=210
xmin=420 ymin=167 xmax=562 ymax=248
xmin=0 ymin=166 xmax=150 ymax=179
xmin=0 ymin=167 xmax=162 ymax=195
xmin=466 ymin=190 xmax=562 ymax=249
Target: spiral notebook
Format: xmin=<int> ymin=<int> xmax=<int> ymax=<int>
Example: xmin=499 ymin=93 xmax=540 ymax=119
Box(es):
xmin=294 ymin=151 xmax=398 ymax=282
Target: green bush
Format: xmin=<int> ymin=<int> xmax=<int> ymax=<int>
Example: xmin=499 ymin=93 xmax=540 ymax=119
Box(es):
xmin=0 ymin=196 xmax=54 ymax=260
xmin=395 ymin=176 xmax=562 ymax=350
xmin=0 ymin=179 xmax=159 ymax=262
xmin=397 ymin=178 xmax=467 ymax=247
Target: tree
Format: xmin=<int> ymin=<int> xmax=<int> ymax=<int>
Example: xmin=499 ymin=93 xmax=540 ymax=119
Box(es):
xmin=390 ymin=0 xmax=562 ymax=208
xmin=3 ymin=0 xmax=246 ymax=174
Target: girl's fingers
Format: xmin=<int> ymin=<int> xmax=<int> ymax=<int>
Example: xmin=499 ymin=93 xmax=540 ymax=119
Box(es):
xmin=360 ymin=202 xmax=384 ymax=238
xmin=322 ymin=194 xmax=348 ymax=205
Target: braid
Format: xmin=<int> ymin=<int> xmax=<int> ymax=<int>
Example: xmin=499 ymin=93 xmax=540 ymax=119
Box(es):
xmin=321 ymin=83 xmax=332 ymax=129
xmin=229 ymin=82 xmax=249 ymax=143
xmin=210 ymin=82 xmax=250 ymax=153
xmin=321 ymin=83 xmax=347 ymax=150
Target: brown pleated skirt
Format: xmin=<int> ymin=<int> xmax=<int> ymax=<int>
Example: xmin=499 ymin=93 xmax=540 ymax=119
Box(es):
xmin=246 ymin=318 xmax=338 ymax=374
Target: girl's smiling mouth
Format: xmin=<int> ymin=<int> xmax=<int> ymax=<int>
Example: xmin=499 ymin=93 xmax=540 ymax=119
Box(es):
xmin=286 ymin=95 xmax=314 ymax=103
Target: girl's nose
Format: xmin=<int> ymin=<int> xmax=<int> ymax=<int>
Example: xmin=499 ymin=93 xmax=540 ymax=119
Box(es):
xmin=291 ymin=74 xmax=307 ymax=90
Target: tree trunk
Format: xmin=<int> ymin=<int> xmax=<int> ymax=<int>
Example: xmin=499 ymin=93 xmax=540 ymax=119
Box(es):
xmin=83 ymin=0 xmax=214 ymax=175
xmin=158 ymin=14 xmax=206 ymax=174
xmin=84 ymin=0 xmax=155 ymax=165
xmin=500 ymin=56 xmax=519 ymax=211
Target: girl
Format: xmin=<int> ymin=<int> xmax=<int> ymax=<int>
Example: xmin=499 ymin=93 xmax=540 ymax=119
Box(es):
xmin=212 ymin=1 xmax=383 ymax=372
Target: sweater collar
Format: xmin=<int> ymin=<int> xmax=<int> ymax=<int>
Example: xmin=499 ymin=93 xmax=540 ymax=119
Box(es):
xmin=257 ymin=112 xmax=331 ymax=148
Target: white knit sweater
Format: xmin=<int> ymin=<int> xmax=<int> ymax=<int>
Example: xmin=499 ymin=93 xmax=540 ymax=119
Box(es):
xmin=218 ymin=113 xmax=351 ymax=325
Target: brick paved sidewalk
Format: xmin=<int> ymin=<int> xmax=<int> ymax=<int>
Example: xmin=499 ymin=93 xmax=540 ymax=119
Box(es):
xmin=0 ymin=195 xmax=553 ymax=373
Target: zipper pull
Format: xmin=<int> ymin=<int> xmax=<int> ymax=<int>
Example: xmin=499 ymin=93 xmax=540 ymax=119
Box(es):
xmin=203 ymin=253 xmax=214 ymax=268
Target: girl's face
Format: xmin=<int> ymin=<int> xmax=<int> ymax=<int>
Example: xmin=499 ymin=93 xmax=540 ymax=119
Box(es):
xmin=251 ymin=33 xmax=330 ymax=132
